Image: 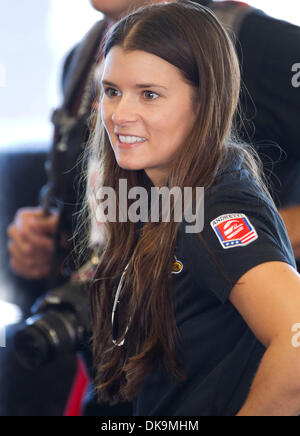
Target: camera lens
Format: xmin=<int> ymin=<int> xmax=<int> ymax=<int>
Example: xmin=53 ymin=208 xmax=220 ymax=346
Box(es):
xmin=14 ymin=310 xmax=78 ymax=370
xmin=13 ymin=282 xmax=92 ymax=369
xmin=14 ymin=324 xmax=50 ymax=370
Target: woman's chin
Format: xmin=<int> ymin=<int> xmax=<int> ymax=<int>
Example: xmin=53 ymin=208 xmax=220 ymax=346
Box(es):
xmin=118 ymin=161 xmax=145 ymax=171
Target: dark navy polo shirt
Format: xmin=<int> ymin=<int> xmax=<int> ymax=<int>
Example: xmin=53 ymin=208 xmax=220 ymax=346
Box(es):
xmin=133 ymin=160 xmax=296 ymax=416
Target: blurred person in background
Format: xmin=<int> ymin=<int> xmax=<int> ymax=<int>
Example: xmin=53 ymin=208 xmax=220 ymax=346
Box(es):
xmin=5 ymin=0 xmax=300 ymax=416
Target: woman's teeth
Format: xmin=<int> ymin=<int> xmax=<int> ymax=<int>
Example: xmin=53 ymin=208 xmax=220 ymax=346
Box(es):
xmin=119 ymin=135 xmax=146 ymax=144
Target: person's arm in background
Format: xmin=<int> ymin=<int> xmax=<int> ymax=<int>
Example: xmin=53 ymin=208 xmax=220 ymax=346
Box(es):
xmin=6 ymin=47 xmax=78 ymax=281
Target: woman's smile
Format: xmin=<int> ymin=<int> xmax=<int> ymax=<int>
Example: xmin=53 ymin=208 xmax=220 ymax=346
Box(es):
xmin=116 ymin=134 xmax=148 ymax=149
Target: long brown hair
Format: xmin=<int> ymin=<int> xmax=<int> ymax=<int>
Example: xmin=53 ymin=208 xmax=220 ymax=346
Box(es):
xmin=87 ymin=0 xmax=269 ymax=405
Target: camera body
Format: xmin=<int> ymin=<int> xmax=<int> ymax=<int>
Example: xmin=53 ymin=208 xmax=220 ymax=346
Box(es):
xmin=14 ymin=280 xmax=92 ymax=370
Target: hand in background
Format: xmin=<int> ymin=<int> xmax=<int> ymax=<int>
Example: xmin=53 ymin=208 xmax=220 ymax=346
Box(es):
xmin=7 ymin=207 xmax=59 ymax=280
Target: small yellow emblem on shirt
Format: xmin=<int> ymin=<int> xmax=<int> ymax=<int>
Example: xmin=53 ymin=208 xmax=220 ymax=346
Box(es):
xmin=172 ymin=257 xmax=183 ymax=274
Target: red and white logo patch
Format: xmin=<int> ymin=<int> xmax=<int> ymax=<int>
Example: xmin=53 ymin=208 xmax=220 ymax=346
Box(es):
xmin=210 ymin=213 xmax=258 ymax=249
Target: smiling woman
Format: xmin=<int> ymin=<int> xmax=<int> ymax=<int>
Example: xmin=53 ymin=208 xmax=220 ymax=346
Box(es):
xmin=101 ymin=46 xmax=199 ymax=186
xmin=86 ymin=1 xmax=300 ymax=417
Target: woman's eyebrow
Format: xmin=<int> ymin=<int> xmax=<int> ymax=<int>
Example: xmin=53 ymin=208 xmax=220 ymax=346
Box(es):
xmin=135 ymin=83 xmax=168 ymax=90
xmin=101 ymin=80 xmax=167 ymax=90
xmin=101 ymin=80 xmax=115 ymax=87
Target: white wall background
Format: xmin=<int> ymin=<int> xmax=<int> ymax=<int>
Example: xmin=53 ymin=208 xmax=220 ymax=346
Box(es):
xmin=0 ymin=0 xmax=299 ymax=148
xmin=236 ymin=0 xmax=300 ymax=26
xmin=0 ymin=0 xmax=101 ymax=148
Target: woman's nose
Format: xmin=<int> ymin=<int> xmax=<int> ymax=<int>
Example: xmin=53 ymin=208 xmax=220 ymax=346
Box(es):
xmin=112 ymin=96 xmax=138 ymax=125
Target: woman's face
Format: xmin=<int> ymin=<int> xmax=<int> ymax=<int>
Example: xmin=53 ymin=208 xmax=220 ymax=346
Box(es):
xmin=101 ymin=46 xmax=198 ymax=186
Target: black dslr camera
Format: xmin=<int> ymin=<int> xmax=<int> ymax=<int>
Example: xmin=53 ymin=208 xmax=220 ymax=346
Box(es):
xmin=14 ymin=281 xmax=92 ymax=370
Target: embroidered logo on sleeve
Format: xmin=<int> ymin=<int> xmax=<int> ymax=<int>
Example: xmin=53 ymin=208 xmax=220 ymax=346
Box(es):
xmin=210 ymin=213 xmax=258 ymax=249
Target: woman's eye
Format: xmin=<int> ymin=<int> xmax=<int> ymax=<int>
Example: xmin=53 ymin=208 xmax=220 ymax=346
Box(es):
xmin=104 ymin=88 xmax=120 ymax=98
xmin=143 ymin=91 xmax=159 ymax=100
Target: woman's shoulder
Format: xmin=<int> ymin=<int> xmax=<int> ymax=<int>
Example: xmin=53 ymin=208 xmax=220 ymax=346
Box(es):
xmin=177 ymin=147 xmax=296 ymax=303
xmin=207 ymin=144 xmax=271 ymax=209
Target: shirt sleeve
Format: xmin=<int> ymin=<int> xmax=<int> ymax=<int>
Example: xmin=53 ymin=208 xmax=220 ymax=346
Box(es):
xmin=186 ymin=179 xmax=297 ymax=304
